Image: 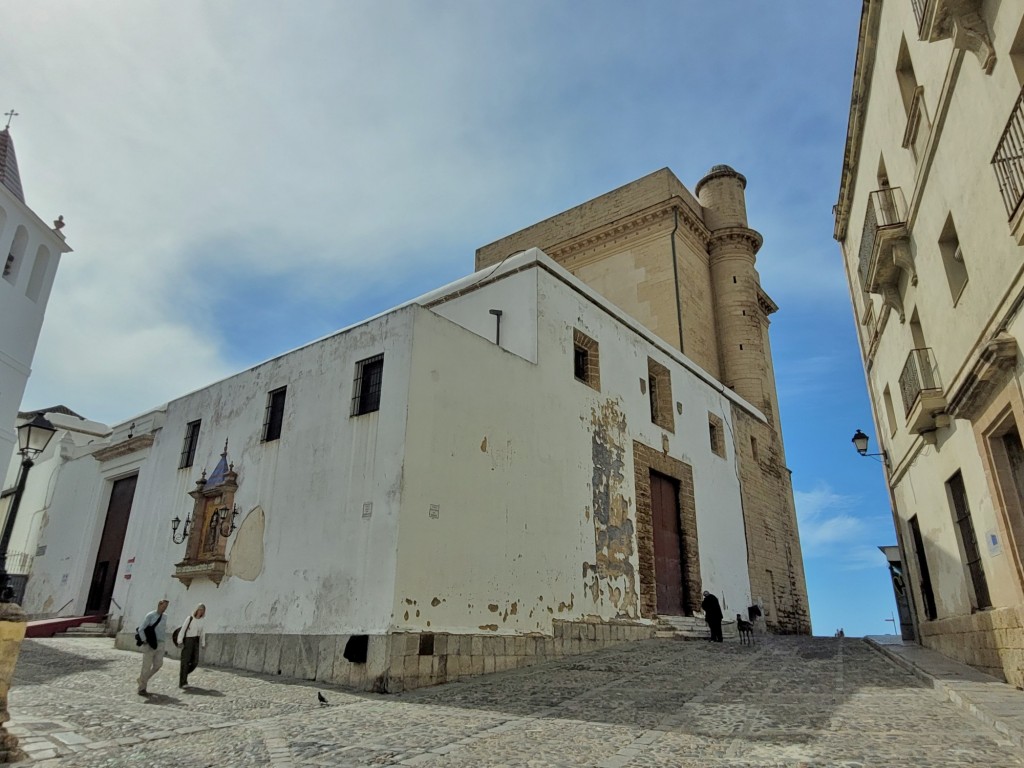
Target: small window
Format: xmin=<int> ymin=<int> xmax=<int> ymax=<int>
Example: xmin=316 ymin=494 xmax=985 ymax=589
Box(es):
xmin=179 ymin=420 xmax=201 ymax=469
xmin=352 ymin=354 xmax=384 ymax=416
xmin=883 ymin=386 xmax=898 ymax=437
xmin=572 ymin=329 xmax=600 ymax=390
xmin=647 ymin=358 xmax=674 ymax=432
xmin=708 ymin=412 xmax=726 ymax=458
xmin=262 ymin=387 xmax=287 ymax=442
xmin=750 ymin=436 xmax=759 ymax=462
xmin=938 ymin=214 xmax=968 ymax=303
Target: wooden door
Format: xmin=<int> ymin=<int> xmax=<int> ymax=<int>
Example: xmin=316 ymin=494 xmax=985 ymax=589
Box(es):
xmin=86 ymin=475 xmax=137 ymax=613
xmin=651 ymin=471 xmax=685 ymax=615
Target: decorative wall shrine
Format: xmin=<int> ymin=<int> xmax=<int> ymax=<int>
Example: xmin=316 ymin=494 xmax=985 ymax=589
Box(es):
xmin=172 ymin=441 xmax=239 ymax=587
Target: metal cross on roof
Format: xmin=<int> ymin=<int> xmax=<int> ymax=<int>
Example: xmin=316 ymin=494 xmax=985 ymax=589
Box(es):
xmin=3 ymin=110 xmax=18 ymax=129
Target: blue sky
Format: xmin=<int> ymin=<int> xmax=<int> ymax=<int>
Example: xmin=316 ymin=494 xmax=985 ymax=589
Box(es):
xmin=5 ymin=1 xmax=896 ymax=636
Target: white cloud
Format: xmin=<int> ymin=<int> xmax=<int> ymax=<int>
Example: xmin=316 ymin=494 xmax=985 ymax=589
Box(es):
xmin=794 ymin=482 xmax=887 ymax=567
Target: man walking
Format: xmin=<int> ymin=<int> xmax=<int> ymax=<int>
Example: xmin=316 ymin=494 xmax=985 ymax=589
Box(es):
xmin=701 ymin=590 xmax=724 ymax=643
xmin=136 ymin=599 xmax=169 ymax=695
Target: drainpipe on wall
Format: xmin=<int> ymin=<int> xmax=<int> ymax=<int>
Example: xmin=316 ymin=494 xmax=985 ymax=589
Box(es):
xmin=670 ymin=207 xmax=685 ymax=354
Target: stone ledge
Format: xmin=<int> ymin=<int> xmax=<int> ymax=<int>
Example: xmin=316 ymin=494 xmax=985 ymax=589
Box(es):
xmin=865 ymin=637 xmax=1024 ymax=749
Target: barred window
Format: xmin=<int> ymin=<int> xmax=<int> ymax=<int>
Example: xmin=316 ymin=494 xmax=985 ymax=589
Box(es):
xmin=179 ymin=420 xmax=201 ymax=469
xmin=262 ymin=387 xmax=287 ymax=442
xmin=352 ymin=354 xmax=384 ymax=416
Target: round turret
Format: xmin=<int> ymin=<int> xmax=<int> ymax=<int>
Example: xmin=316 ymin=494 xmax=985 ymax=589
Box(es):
xmin=696 ymin=164 xmax=749 ymax=231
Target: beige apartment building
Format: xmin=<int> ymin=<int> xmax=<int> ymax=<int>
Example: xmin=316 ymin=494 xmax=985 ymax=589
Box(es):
xmin=835 ymin=0 xmax=1024 ymax=685
xmin=479 ymin=167 xmax=810 ymax=635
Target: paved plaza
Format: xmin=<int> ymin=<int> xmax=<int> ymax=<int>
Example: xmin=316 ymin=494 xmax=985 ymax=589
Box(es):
xmin=7 ymin=635 xmax=1023 ymax=767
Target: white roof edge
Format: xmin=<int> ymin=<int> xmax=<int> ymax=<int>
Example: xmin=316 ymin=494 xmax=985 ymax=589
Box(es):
xmin=150 ymin=247 xmax=764 ymax=424
xmin=421 ymin=247 xmax=769 ymax=423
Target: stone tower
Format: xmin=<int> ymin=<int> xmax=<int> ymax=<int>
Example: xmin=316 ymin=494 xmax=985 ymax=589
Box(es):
xmin=476 ymin=167 xmax=810 ymax=633
xmin=698 ymin=166 xmax=771 ymax=417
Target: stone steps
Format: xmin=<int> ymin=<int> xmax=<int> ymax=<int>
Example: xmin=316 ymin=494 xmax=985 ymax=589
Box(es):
xmin=58 ymin=622 xmax=109 ymax=638
xmin=655 ymin=615 xmax=739 ymax=640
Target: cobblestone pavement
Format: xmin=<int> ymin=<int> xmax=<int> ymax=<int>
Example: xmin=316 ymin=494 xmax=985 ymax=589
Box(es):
xmin=9 ymin=635 xmax=1023 ymax=767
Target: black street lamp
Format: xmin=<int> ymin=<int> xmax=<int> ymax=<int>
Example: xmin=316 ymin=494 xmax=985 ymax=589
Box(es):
xmin=0 ymin=414 xmax=57 ymax=602
xmin=851 ymin=429 xmax=890 ymax=468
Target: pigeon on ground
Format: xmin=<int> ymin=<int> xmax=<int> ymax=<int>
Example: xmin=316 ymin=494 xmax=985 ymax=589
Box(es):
xmin=318 ymin=691 xmax=328 ymax=706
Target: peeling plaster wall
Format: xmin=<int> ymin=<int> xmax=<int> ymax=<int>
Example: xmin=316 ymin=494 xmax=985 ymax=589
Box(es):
xmin=393 ymin=262 xmax=751 ymax=635
xmin=87 ymin=308 xmax=416 ymax=636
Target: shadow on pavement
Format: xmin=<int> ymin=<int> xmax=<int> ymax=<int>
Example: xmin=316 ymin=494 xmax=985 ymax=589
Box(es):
xmin=12 ymin=640 xmax=117 ymax=685
xmin=142 ymin=692 xmax=182 ymax=706
xmin=181 ymin=686 xmax=224 ymax=697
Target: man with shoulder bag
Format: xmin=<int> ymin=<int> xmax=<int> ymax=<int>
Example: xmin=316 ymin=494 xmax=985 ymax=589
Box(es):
xmin=135 ymin=599 xmax=169 ymax=696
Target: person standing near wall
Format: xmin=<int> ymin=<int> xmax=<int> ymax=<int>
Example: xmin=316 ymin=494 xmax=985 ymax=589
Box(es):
xmin=701 ymin=590 xmax=724 ymax=643
xmin=178 ymin=604 xmax=206 ymax=689
xmin=135 ymin=599 xmax=169 ymax=695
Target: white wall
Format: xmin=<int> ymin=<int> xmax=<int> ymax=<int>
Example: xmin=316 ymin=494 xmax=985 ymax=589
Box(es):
xmin=98 ymin=307 xmax=417 ymax=636
xmin=0 ymin=411 xmax=110 ymax=586
xmin=392 ymin=256 xmax=752 ymax=635
xmin=0 ymin=187 xmax=70 ymax=471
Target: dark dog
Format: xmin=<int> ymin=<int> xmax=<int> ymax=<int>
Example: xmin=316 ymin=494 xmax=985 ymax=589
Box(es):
xmin=736 ymin=613 xmax=754 ymax=644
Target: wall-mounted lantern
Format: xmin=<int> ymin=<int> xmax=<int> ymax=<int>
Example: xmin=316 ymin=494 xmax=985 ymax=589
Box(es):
xmin=851 ymin=429 xmax=890 ymax=468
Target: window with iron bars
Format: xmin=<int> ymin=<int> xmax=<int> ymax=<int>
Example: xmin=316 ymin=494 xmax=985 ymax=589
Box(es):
xmin=179 ymin=419 xmax=201 ymax=469
xmin=262 ymin=387 xmax=287 ymax=442
xmin=352 ymin=354 xmax=384 ymax=416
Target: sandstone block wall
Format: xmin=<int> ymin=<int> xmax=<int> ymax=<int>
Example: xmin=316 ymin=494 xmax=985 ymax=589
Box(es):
xmin=919 ymin=606 xmax=1024 ymax=688
xmin=115 ymin=620 xmax=656 ymax=693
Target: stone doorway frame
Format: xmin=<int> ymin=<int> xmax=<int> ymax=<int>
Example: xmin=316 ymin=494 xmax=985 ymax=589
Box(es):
xmin=632 ymin=441 xmax=701 ymax=618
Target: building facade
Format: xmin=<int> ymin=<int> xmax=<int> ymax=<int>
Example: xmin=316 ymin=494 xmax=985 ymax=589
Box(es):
xmin=478 ymin=167 xmax=810 ymax=634
xmin=28 ymin=250 xmax=765 ymax=691
xmin=0 ymin=407 xmax=109 ymax=604
xmin=0 ymin=129 xmax=72 ymax=471
xmin=835 ymin=0 xmax=1024 ymax=685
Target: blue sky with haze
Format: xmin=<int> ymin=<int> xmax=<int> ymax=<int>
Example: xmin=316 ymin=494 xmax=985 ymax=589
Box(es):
xmin=5 ymin=1 xmax=895 ymax=636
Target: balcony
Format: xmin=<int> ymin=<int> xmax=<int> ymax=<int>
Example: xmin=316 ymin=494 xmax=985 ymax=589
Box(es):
xmin=913 ymin=0 xmax=994 ymax=73
xmin=992 ymin=86 xmax=1024 ymax=241
xmin=899 ymin=347 xmax=947 ymax=434
xmin=857 ymin=187 xmax=915 ymax=320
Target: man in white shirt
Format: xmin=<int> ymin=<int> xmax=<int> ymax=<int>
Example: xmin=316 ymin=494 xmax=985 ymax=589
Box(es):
xmin=135 ymin=599 xmax=169 ymax=695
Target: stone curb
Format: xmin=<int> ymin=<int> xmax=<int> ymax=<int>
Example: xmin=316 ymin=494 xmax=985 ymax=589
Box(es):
xmin=864 ymin=638 xmax=1024 ymax=748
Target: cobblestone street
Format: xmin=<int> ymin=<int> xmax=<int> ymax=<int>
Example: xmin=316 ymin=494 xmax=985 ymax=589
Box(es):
xmin=8 ymin=635 xmax=1022 ymax=767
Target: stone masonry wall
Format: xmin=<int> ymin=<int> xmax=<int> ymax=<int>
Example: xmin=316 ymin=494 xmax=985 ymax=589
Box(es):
xmin=731 ymin=407 xmax=811 ymax=634
xmin=920 ymin=606 xmax=1024 ymax=688
xmin=115 ymin=620 xmax=656 ymax=693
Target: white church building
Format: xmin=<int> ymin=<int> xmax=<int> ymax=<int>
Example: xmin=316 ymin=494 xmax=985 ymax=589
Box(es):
xmin=26 ymin=249 xmax=761 ymax=691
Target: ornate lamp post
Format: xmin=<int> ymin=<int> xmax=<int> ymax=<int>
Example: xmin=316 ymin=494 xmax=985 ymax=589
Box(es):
xmin=0 ymin=414 xmax=56 ymax=603
xmin=0 ymin=412 xmax=56 ymax=763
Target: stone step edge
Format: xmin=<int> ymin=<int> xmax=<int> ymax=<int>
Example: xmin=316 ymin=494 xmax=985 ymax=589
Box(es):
xmin=864 ymin=637 xmax=1024 ymax=749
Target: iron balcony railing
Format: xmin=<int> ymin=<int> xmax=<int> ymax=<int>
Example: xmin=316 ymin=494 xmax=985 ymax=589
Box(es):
xmin=992 ymin=86 xmax=1024 ymax=218
xmin=857 ymin=186 xmax=908 ymax=290
xmin=899 ymin=347 xmax=941 ymax=416
xmin=911 ymin=0 xmax=930 ymax=33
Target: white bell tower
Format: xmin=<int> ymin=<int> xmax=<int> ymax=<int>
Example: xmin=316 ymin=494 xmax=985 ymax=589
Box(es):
xmin=0 ymin=121 xmax=73 ymax=468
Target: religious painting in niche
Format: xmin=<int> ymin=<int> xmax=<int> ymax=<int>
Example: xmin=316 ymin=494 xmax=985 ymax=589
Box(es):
xmin=173 ymin=440 xmax=240 ymax=588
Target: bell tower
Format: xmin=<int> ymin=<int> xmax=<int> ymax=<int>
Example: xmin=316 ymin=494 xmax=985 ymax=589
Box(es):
xmin=0 ymin=125 xmax=73 ymax=469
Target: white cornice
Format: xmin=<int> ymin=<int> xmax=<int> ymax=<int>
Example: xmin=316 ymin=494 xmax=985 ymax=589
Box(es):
xmin=834 ymin=0 xmax=881 ymax=243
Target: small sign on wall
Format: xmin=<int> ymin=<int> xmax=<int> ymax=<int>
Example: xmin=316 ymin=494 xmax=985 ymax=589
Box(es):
xmin=362 ymin=502 xmax=373 ymax=518
xmin=986 ymin=530 xmax=1002 ymax=556
xmin=123 ymin=556 xmax=135 ymax=580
